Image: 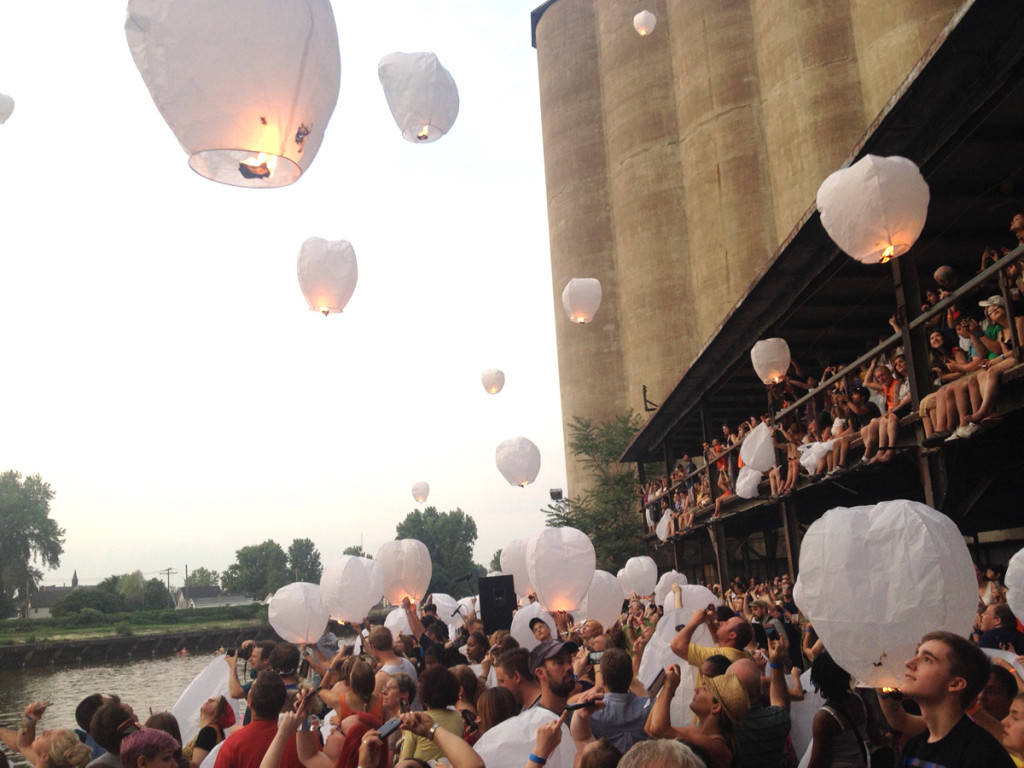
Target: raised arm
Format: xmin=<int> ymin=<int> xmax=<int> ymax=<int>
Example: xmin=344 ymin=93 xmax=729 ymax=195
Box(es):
xmin=398 ymin=712 xmax=485 ymax=768
xmin=669 ymin=607 xmax=712 ymax=661
xmin=767 ymin=634 xmax=791 ymax=710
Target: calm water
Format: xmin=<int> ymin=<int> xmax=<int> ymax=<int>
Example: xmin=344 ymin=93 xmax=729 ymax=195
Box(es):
xmin=0 ymin=653 xmax=232 ymax=765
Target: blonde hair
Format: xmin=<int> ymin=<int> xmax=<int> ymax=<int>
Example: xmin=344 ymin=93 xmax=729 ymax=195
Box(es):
xmin=619 ymin=740 xmax=706 ymax=768
xmin=47 ymin=730 xmax=92 ymax=768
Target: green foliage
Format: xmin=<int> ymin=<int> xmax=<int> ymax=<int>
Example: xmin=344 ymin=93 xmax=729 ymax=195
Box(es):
xmin=221 ymin=540 xmax=289 ymax=599
xmin=51 ymin=589 xmax=125 ymax=617
xmin=287 ymin=538 xmax=323 ymax=582
xmin=184 ymin=567 xmax=220 ymax=588
xmin=545 ymin=413 xmax=645 ymax=571
xmin=114 ymin=622 xmax=133 ymax=637
xmin=0 ymin=471 xmax=64 ymax=617
xmin=396 ymin=507 xmax=481 ymax=598
xmin=489 ymin=549 xmax=502 ymax=573
xmin=343 ymin=545 xmax=368 ymax=558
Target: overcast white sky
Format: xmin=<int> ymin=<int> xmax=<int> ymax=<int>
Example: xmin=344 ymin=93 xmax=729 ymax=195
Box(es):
xmin=0 ymin=1 xmax=570 ymax=589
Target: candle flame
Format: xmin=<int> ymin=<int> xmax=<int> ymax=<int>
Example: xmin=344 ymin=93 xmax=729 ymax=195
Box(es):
xmin=238 ymin=152 xmax=278 ymax=179
xmin=880 ymin=244 xmax=895 ymax=263
xmin=417 ymin=125 xmax=431 ymax=141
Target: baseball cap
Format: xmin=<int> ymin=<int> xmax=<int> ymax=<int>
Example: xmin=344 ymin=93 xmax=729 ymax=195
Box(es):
xmin=529 ymin=639 xmax=579 ymax=672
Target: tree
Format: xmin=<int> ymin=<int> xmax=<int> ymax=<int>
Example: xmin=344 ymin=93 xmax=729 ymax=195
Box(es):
xmin=396 ymin=507 xmax=482 ymax=598
xmin=288 ymin=538 xmax=323 ymax=582
xmin=51 ymin=589 xmax=124 ymax=616
xmin=221 ymin=540 xmax=289 ymax=599
xmin=0 ymin=471 xmax=65 ymax=617
xmin=185 ymin=567 xmax=220 ymax=588
xmin=489 ymin=549 xmax=502 ymax=573
xmin=544 ymin=413 xmax=647 ymax=571
xmin=343 ymin=545 xmax=369 ymax=558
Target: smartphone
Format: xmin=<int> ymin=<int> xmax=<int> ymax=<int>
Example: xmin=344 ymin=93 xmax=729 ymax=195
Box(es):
xmin=765 ymin=625 xmax=779 ymax=641
xmin=460 ymin=707 xmax=479 ymax=733
xmin=377 ymin=717 xmax=402 ymax=740
xmin=565 ymin=700 xmax=598 ymax=712
xmin=646 ymin=669 xmax=667 ymax=698
xmin=588 ymin=651 xmax=604 ymax=665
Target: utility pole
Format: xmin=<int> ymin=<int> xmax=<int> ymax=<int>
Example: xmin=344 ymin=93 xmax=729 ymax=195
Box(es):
xmin=158 ymin=567 xmax=177 ymax=594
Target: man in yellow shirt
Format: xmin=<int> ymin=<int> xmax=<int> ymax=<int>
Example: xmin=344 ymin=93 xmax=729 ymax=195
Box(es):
xmin=670 ymin=603 xmax=752 ymax=685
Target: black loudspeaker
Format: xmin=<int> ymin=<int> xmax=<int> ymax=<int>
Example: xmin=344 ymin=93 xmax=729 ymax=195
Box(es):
xmin=477 ymin=574 xmax=516 ymax=635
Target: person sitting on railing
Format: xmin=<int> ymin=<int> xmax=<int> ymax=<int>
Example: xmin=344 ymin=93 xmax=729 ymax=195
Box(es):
xmin=859 ymin=359 xmax=907 ymax=464
xmin=710 ymin=469 xmax=734 ymax=520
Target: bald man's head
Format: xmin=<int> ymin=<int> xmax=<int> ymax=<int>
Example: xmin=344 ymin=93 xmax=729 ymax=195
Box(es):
xmin=728 ymin=658 xmax=761 ymax=700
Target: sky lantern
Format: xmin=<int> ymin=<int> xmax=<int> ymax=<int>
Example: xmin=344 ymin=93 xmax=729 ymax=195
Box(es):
xmin=1005 ymin=549 xmax=1024 ymax=619
xmin=740 ymin=422 xmax=775 ymax=473
xmin=268 ymin=582 xmax=330 ymax=643
xmin=411 ymin=481 xmax=429 ymax=503
xmin=0 ymin=93 xmax=14 ymax=124
xmin=296 ymin=237 xmax=358 ymax=316
xmin=495 ymin=437 xmax=541 ymax=487
xmin=633 ymin=11 xmax=657 ymax=36
xmin=751 ymin=338 xmax=791 ymax=384
xmin=376 ymin=539 xmax=432 ymax=604
xmin=794 ymin=499 xmax=976 ymax=687
xmin=561 ymin=278 xmax=602 ymax=324
xmin=481 ymin=369 xmax=505 ymax=395
xmin=320 ymin=555 xmax=385 ymax=623
xmin=526 ymin=526 xmax=596 ymax=611
xmin=378 ymin=52 xmax=459 ymax=143
xmin=125 ymin=0 xmax=340 ymax=188
xmin=578 ymin=570 xmax=625 ymax=630
xmin=622 ymin=556 xmax=657 ymax=597
xmin=509 ymin=601 xmax=557 ymax=651
xmin=638 ymin=585 xmax=719 ymax=690
xmin=735 ymin=466 xmax=762 ymax=499
xmin=816 ymin=154 xmax=930 ymax=264
xmin=653 ymin=570 xmax=687 ymax=608
xmin=499 ymin=538 xmax=534 ymax=599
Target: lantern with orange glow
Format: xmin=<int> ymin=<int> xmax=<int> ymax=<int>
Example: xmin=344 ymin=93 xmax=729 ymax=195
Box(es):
xmin=751 ymin=338 xmax=791 ymax=385
xmin=0 ymin=92 xmax=14 ymax=124
xmin=297 ymin=237 xmax=358 ymax=316
xmin=495 ymin=437 xmax=541 ymax=487
xmin=633 ymin=11 xmax=657 ymax=36
xmin=376 ymin=539 xmax=432 ymax=605
xmin=481 ymin=369 xmax=505 ymax=395
xmin=125 ymin=0 xmax=341 ymax=188
xmin=411 ymin=481 xmax=429 ymax=503
xmin=562 ymin=278 xmax=602 ymax=324
xmin=320 ymin=555 xmax=385 ymax=623
xmin=268 ymin=582 xmax=330 ymax=643
xmin=378 ymin=52 xmax=459 ymax=144
xmin=816 ymin=155 xmax=930 ymax=264
xmin=526 ymin=527 xmax=595 ymax=612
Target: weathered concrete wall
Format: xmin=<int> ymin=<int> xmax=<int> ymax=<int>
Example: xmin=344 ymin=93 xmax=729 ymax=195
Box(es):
xmin=533 ymin=0 xmax=960 ymax=493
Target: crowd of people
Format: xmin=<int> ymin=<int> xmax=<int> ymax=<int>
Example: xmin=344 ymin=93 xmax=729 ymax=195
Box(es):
xmin=641 ymin=214 xmax=1024 ymax=539
xmin=4 ymin=565 xmax=1024 ymax=768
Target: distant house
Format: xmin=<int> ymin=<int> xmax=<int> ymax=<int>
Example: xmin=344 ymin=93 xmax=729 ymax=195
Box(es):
xmin=173 ymin=586 xmax=253 ymax=610
xmin=27 ymin=575 xmax=91 ymax=619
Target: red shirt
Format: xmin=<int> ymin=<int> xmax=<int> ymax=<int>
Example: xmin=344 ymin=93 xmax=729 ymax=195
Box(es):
xmin=214 ymin=719 xmax=277 ymax=768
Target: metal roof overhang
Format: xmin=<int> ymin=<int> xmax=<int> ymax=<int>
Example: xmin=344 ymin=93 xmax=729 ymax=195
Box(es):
xmin=621 ymin=0 xmax=1024 ymax=464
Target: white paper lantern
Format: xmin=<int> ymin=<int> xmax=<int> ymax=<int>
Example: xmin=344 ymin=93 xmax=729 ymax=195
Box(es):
xmin=0 ymin=93 xmax=14 ymax=124
xmin=655 ymin=514 xmax=671 ymax=542
xmin=751 ymin=338 xmax=791 ymax=385
xmin=475 ymin=706 xmax=575 ymax=768
xmin=384 ymin=606 xmax=412 ymax=636
xmin=637 ymin=588 xmax=718 ymax=687
xmin=376 ymin=539 xmax=432 ymax=604
xmin=526 ymin=527 xmax=596 ymax=611
xmin=320 ymin=555 xmax=386 ymax=623
xmin=481 ymin=369 xmax=505 ymax=395
xmin=654 ymin=571 xmax=688 ymax=608
xmin=633 ymin=10 xmax=657 ymax=36
xmin=735 ymin=466 xmax=762 ymax=499
xmin=427 ymin=593 xmax=466 ymax=628
xmin=378 ymin=52 xmax=459 ymax=143
xmin=458 ymin=595 xmax=480 ymax=621
xmin=790 ymin=668 xmax=826 ymax=761
xmin=816 ymin=154 xmax=930 ymax=264
xmin=297 ymin=237 xmax=358 ymax=315
xmin=616 ymin=568 xmax=629 ymax=594
xmin=268 ymin=582 xmax=330 ymax=644
xmin=740 ymin=422 xmax=776 ymax=473
xmin=561 ymin=278 xmax=603 ymax=324
xmin=125 ymin=0 xmax=340 ymax=187
xmin=411 ymin=481 xmax=430 ymax=504
xmin=495 ymin=437 xmax=541 ymax=487
xmin=1005 ymin=548 xmax=1024 ymax=619
xmin=622 ymin=556 xmax=657 ymax=598
xmin=500 ymin=539 xmax=535 ymax=598
xmin=510 ymin=601 xmax=557 ymax=651
xmin=793 ymin=499 xmax=976 ymax=687
xmin=578 ymin=570 xmax=625 ymax=630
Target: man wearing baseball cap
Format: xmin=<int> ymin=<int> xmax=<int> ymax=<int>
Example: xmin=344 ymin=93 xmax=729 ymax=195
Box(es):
xmin=530 ymin=639 xmax=579 ymax=714
xmin=530 ymin=617 xmax=553 ymax=644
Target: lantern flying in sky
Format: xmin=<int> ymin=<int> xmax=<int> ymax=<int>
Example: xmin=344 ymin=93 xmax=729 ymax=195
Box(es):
xmin=495 ymin=437 xmax=541 ymax=487
xmin=622 ymin=556 xmax=657 ymax=597
xmin=751 ymin=338 xmax=791 ymax=384
xmin=481 ymin=369 xmax=505 ymax=395
xmin=562 ymin=278 xmax=602 ymax=324
xmin=125 ymin=0 xmax=341 ymax=187
xmin=411 ymin=481 xmax=429 ymax=503
xmin=633 ymin=11 xmax=657 ymax=36
xmin=816 ymin=155 xmax=930 ymax=264
xmin=376 ymin=539 xmax=432 ymax=605
xmin=0 ymin=92 xmax=14 ymax=124
xmin=378 ymin=52 xmax=459 ymax=143
xmin=296 ymin=237 xmax=358 ymax=316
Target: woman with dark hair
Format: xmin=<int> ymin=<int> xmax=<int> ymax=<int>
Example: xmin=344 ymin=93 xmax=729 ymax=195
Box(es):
xmin=143 ymin=714 xmax=185 ymax=768
xmin=806 ymin=651 xmax=868 ymax=767
xmin=182 ymin=696 xmax=234 ymax=768
xmin=400 ymin=667 xmax=464 ymax=762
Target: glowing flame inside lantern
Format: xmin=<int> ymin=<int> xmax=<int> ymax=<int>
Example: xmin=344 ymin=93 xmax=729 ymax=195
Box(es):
xmin=416 ymin=125 xmax=430 ymax=141
xmin=881 ymin=244 xmax=896 ymax=263
xmin=239 ymin=152 xmax=278 ymax=180
xmin=319 ymin=305 xmax=329 ymax=316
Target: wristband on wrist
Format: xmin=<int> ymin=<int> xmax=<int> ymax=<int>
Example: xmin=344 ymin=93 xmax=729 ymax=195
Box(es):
xmin=768 ymin=662 xmax=784 ymax=670
xmin=528 ymin=755 xmax=547 ymax=766
xmin=427 ymin=722 xmax=441 ymax=741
